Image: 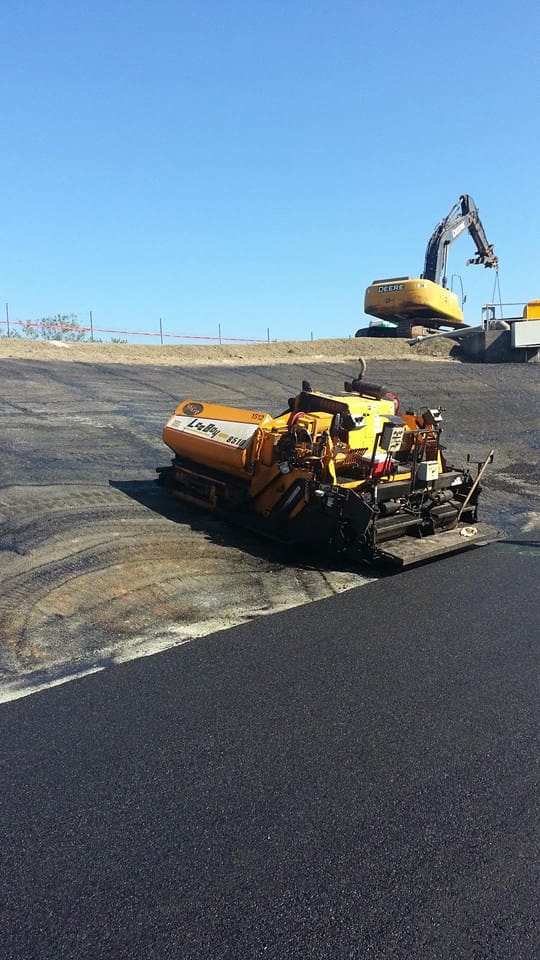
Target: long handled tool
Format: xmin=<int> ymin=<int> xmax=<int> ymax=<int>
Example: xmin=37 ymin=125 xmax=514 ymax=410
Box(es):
xmin=457 ymin=450 xmax=495 ymax=522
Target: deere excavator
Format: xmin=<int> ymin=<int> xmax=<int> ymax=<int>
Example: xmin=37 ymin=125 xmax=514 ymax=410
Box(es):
xmin=359 ymin=194 xmax=499 ymax=338
xmin=159 ymin=359 xmax=496 ymax=567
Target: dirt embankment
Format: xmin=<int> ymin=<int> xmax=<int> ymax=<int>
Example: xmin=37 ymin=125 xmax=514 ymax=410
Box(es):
xmin=0 ymin=335 xmax=454 ymax=366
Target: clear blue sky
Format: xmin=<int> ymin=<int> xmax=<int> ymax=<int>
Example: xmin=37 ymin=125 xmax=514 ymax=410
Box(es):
xmin=1 ymin=0 xmax=539 ymax=342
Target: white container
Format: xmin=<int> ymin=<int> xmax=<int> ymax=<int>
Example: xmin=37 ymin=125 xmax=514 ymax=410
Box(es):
xmin=417 ymin=460 xmax=439 ymax=483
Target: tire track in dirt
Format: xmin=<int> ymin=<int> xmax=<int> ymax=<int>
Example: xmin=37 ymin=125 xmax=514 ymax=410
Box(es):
xmin=0 ymin=472 xmax=374 ymax=696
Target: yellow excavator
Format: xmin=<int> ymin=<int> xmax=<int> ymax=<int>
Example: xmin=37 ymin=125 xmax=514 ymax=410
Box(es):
xmin=359 ymin=194 xmax=499 ymax=337
xmin=159 ymin=360 xmax=496 ymax=566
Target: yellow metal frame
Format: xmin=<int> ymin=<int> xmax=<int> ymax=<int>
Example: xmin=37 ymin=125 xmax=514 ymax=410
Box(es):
xmin=162 ymin=390 xmax=446 ymax=525
xmin=524 ymin=300 xmax=540 ymax=320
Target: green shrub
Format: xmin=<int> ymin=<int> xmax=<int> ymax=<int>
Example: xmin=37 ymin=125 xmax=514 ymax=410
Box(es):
xmin=21 ymin=314 xmax=86 ymax=342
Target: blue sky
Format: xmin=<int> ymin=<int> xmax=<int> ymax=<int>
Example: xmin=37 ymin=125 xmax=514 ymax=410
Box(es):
xmin=1 ymin=0 xmax=538 ymax=342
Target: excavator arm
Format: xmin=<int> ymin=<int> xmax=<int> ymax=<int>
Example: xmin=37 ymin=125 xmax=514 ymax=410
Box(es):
xmin=422 ymin=194 xmax=498 ymax=288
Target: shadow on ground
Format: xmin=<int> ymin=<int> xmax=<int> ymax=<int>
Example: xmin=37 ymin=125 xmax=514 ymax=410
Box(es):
xmin=109 ymin=478 xmax=391 ymax=579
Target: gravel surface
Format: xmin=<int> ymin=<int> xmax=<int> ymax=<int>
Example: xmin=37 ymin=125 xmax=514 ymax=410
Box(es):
xmin=0 ymin=355 xmax=538 ymax=698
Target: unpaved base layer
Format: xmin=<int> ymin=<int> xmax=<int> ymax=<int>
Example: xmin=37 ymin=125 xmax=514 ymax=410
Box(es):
xmin=0 ymin=356 xmax=537 ymax=701
xmin=0 ymin=481 xmax=374 ymax=701
xmin=0 ymin=335 xmax=454 ymax=366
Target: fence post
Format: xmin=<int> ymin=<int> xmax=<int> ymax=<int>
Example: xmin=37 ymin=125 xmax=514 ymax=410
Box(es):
xmin=267 ymin=327 xmax=270 ymax=343
xmin=89 ymin=310 xmax=94 ymax=342
xmin=218 ymin=323 xmax=222 ymax=345
xmin=5 ymin=303 xmax=9 ymax=337
xmin=310 ymin=331 xmax=313 ymax=341
xmin=159 ymin=318 xmax=164 ymax=345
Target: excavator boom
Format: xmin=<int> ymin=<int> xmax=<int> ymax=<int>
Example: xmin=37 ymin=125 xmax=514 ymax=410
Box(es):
xmin=422 ymin=194 xmax=499 ymax=287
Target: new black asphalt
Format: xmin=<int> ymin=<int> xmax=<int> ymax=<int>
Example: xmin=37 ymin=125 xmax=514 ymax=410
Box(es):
xmin=1 ymin=538 xmax=538 ymax=959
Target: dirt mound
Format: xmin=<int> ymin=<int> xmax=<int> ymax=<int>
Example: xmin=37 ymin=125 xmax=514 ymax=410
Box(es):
xmin=0 ymin=335 xmax=455 ymax=366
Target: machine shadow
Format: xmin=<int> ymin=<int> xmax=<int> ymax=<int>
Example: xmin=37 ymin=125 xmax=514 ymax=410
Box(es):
xmin=110 ymin=478 xmax=394 ymax=579
xmin=499 ymin=538 xmax=540 ymax=548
